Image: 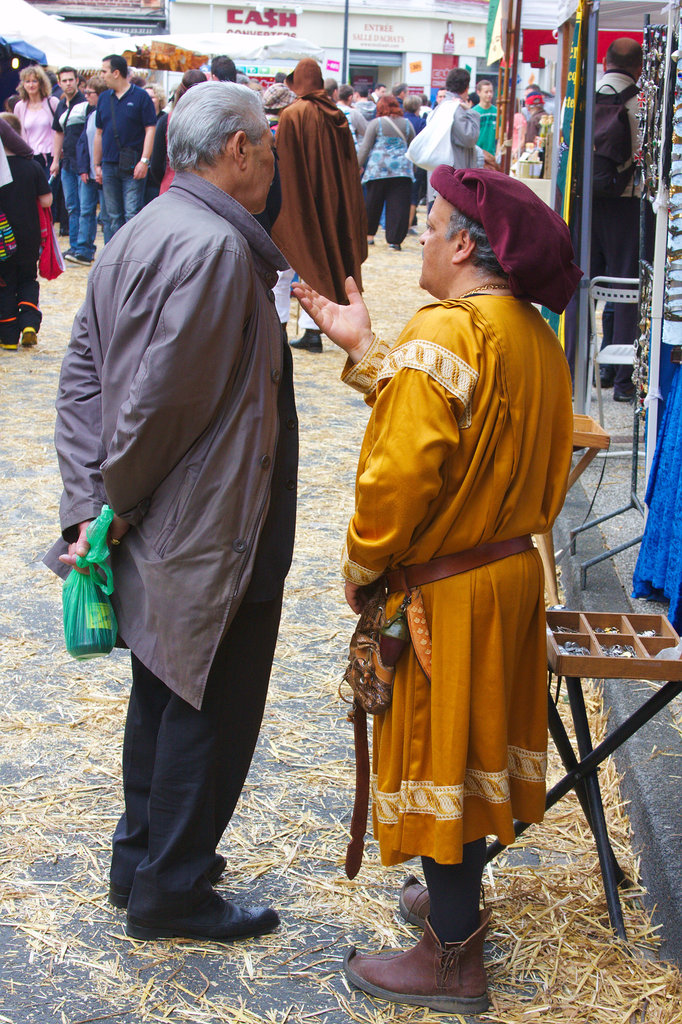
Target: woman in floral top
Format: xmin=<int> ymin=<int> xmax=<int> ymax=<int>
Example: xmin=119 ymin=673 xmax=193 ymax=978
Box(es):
xmin=357 ymin=94 xmax=415 ymax=251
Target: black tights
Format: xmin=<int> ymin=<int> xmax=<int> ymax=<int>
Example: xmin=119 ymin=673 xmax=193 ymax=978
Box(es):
xmin=421 ymin=837 xmax=486 ymax=944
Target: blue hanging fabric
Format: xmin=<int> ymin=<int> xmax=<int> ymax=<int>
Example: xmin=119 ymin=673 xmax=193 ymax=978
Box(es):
xmin=632 ymin=365 xmax=682 ymax=630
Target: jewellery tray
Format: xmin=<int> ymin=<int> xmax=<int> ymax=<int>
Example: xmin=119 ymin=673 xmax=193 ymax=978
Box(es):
xmin=546 ymin=610 xmax=682 ymax=681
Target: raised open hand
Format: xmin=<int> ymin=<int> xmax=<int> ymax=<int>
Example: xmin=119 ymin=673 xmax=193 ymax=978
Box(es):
xmin=292 ymin=277 xmax=374 ymax=364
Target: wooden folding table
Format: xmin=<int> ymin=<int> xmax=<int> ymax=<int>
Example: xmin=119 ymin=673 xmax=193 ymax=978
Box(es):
xmin=485 ymin=610 xmax=682 ymax=939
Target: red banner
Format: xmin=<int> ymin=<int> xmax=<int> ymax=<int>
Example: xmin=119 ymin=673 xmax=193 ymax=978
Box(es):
xmin=431 ymin=54 xmax=457 ymax=89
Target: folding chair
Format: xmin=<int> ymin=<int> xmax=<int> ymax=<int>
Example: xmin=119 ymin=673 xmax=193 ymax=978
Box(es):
xmin=571 ymin=277 xmax=643 ymax=586
xmin=588 ymin=276 xmax=640 ymax=425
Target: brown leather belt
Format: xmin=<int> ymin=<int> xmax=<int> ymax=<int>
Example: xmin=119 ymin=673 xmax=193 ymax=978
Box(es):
xmin=385 ymin=535 xmax=533 ymax=594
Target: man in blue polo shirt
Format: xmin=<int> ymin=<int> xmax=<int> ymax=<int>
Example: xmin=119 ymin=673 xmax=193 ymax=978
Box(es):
xmin=93 ymin=54 xmax=156 ymax=239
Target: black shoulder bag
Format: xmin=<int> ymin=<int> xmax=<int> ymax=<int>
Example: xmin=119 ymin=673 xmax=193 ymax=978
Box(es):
xmin=109 ymin=92 xmax=140 ymax=175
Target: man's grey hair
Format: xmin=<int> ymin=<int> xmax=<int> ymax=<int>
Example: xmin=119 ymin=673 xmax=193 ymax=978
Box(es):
xmin=445 ymin=208 xmax=507 ymax=280
xmin=168 ymin=82 xmax=268 ymax=172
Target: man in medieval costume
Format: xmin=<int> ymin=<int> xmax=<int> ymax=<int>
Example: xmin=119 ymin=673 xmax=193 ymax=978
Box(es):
xmin=273 ymin=58 xmax=367 ymax=352
xmin=293 ymin=167 xmax=581 ymax=1013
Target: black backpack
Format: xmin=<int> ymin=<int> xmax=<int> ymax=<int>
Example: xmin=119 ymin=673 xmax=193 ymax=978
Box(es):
xmin=592 ymin=82 xmax=639 ymax=197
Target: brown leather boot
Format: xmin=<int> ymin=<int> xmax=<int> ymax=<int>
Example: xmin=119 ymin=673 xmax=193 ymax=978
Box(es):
xmin=343 ymin=910 xmax=491 ymax=1014
xmin=399 ymin=874 xmax=430 ymax=928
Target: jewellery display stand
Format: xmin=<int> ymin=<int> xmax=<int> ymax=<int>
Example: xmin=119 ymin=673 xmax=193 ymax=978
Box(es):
xmin=486 ymin=610 xmax=682 ymax=939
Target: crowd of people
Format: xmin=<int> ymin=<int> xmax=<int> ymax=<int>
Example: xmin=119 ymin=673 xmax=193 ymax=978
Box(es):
xmin=0 ymin=56 xmax=510 ymax=353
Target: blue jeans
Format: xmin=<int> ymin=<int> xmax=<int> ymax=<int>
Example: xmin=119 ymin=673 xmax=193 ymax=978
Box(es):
xmin=99 ymin=189 xmax=113 ymax=245
xmin=74 ymin=178 xmax=99 ymax=260
xmin=60 ymin=165 xmax=80 ymax=252
xmin=101 ymin=162 xmax=145 ymax=238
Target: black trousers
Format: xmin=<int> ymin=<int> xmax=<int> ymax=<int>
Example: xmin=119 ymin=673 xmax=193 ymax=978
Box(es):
xmin=364 ymin=177 xmax=412 ymax=245
xmin=111 ymin=592 xmax=283 ymax=918
xmin=591 ymin=196 xmax=640 ymax=393
xmin=0 ymin=255 xmax=41 ymax=346
xmin=564 ymin=195 xmax=639 ymax=394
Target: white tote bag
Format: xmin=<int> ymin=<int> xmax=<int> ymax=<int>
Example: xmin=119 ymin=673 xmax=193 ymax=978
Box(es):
xmin=406 ymin=99 xmax=459 ymax=171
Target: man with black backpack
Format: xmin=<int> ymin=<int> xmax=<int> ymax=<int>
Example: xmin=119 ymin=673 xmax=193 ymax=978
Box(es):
xmin=591 ymin=37 xmax=642 ymax=401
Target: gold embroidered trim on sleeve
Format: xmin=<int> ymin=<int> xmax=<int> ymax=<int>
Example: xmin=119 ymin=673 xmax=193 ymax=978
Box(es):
xmin=341 ymin=333 xmax=392 ymax=395
xmin=376 ymin=339 xmax=479 ymax=427
xmin=341 ymin=543 xmax=383 ymax=586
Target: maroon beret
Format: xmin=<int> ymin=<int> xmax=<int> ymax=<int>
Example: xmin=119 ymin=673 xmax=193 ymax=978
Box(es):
xmin=430 ymin=166 xmax=582 ymax=314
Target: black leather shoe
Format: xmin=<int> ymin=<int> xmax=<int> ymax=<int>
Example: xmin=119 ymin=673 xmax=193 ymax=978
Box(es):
xmin=613 ymin=388 xmax=635 ymax=403
xmin=109 ymin=853 xmax=226 ymax=909
xmin=290 ymin=329 xmax=322 ymax=352
xmin=126 ymin=892 xmax=280 ymax=942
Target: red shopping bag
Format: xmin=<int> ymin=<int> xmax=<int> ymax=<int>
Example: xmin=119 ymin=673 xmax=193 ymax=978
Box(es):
xmin=38 ymin=204 xmax=64 ymax=280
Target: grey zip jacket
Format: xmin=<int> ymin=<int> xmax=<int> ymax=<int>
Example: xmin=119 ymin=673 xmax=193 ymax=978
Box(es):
xmin=44 ymin=171 xmax=290 ymax=708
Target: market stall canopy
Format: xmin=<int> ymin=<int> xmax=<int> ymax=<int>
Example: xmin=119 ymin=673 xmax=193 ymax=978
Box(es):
xmin=492 ymin=0 xmax=669 ymax=63
xmin=123 ymin=32 xmax=324 ymax=64
xmin=2 ymin=0 xmax=124 ymax=67
xmin=584 ymin=2 xmax=670 ymax=29
xmin=520 ymin=1 xmax=668 ymax=67
xmin=0 ymin=36 xmax=47 ymax=64
xmin=522 ymin=0 xmax=670 ymax=30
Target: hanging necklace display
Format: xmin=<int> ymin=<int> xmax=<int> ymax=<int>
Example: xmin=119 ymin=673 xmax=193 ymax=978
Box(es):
xmin=639 ymin=25 xmax=668 ymax=201
xmin=634 ymin=24 xmax=678 ymax=406
xmin=633 ymin=262 xmax=654 ymax=404
xmin=664 ymin=54 xmax=682 ymax=325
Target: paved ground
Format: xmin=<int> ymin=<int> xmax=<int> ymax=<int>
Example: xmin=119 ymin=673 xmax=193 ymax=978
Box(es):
xmin=1 ymin=224 xmax=680 ymax=1024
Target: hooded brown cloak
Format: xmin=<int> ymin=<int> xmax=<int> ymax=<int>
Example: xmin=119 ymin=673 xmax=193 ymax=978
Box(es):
xmin=272 ymin=59 xmax=367 ymax=303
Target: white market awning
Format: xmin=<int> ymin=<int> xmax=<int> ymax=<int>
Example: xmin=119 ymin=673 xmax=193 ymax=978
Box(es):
xmin=2 ymin=1 xmax=324 ymax=70
xmin=2 ymin=0 xmax=126 ymax=67
xmin=123 ymin=32 xmax=324 ymax=64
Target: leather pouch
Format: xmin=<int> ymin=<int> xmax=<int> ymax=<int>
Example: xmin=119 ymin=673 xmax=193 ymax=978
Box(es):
xmin=343 ymin=591 xmax=395 ymax=715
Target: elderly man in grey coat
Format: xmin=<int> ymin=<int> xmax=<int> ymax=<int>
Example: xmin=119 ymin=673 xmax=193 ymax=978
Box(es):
xmin=45 ymin=82 xmax=297 ymax=942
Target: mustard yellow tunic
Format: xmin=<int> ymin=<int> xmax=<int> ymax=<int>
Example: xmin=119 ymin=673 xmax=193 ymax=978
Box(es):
xmin=341 ymin=297 xmax=573 ymax=866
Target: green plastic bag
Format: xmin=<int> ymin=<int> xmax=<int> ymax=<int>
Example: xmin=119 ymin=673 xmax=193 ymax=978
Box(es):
xmin=62 ymin=505 xmax=118 ymax=659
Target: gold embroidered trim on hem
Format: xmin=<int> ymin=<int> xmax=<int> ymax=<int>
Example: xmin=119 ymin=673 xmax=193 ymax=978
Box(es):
xmin=508 ymin=745 xmax=547 ymax=783
xmin=371 ymin=745 xmax=547 ymax=824
xmin=341 ymin=543 xmax=383 ymax=586
xmin=376 ymin=339 xmax=479 ymax=427
xmin=464 ymin=768 xmax=509 ymax=804
xmin=341 ymin=333 xmax=392 ymax=396
xmin=372 ymin=775 xmax=463 ymax=824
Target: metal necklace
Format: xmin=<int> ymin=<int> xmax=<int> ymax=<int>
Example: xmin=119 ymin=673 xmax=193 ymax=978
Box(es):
xmin=458 ymin=282 xmax=510 ymax=299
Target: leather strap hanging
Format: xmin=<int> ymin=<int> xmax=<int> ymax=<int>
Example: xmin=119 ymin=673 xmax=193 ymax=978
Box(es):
xmin=345 ymin=701 xmax=369 ymax=879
